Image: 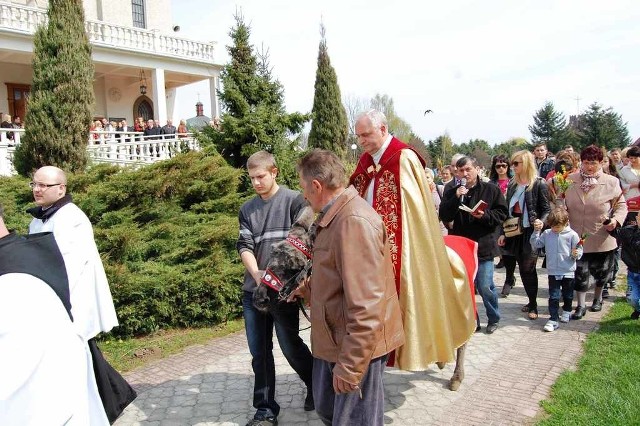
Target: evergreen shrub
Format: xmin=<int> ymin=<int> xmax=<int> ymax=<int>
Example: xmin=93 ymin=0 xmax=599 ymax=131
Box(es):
xmin=0 ymin=151 xmax=247 ymax=338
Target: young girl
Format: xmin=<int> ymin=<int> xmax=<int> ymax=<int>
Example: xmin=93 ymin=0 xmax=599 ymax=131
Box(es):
xmin=531 ymin=208 xmax=583 ymax=331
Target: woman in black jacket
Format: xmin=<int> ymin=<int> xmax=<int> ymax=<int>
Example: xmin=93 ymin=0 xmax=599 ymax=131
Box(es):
xmin=498 ymin=150 xmax=551 ymax=319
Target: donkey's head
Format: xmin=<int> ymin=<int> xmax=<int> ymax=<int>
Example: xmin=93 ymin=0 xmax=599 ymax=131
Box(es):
xmin=252 ymin=205 xmax=315 ymax=312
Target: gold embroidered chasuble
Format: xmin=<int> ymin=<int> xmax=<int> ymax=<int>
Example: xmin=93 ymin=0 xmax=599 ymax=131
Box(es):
xmin=350 ymin=141 xmax=475 ymax=369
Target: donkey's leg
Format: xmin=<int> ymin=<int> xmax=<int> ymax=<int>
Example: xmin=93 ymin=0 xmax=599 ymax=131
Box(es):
xmin=449 ymin=344 xmax=466 ymax=391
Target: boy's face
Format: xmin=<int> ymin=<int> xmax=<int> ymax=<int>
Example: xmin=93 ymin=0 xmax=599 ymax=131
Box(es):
xmin=551 ymin=224 xmax=566 ymax=234
xmin=248 ymin=166 xmax=277 ymax=199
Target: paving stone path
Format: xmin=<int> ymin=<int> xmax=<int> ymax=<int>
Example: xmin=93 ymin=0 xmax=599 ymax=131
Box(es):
xmin=115 ymin=261 xmax=619 ymax=425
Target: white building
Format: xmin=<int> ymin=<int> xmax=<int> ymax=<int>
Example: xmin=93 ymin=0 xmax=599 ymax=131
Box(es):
xmin=0 ymin=0 xmax=222 ymax=125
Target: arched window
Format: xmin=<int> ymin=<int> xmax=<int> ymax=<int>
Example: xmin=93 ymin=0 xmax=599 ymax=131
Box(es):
xmin=131 ymin=0 xmax=146 ymax=29
xmin=133 ymin=96 xmax=153 ymax=121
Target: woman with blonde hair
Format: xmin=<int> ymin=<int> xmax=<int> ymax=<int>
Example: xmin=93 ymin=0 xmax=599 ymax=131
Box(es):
xmin=498 ymin=150 xmax=550 ymax=318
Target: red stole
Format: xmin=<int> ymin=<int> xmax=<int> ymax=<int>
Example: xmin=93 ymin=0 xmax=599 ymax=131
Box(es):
xmin=348 ymin=138 xmax=426 ymax=293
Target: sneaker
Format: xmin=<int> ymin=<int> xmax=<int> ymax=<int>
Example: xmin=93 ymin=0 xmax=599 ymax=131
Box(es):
xmin=543 ymin=320 xmax=559 ymax=332
xmin=590 ymin=300 xmax=603 ymax=312
xmin=560 ymin=310 xmax=571 ymax=323
xmin=602 ymin=288 xmax=610 ymax=299
xmin=486 ymin=323 xmax=499 ymax=334
xmin=247 ymin=416 xmax=278 ymax=426
xmin=631 ymin=311 xmax=640 ymax=320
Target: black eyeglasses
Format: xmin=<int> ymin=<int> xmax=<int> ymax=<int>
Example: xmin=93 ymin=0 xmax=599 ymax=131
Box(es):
xmin=495 ymin=164 xmax=508 ymax=169
xmin=511 ymin=161 xmax=521 ymax=166
xmin=29 ymin=182 xmax=63 ymax=190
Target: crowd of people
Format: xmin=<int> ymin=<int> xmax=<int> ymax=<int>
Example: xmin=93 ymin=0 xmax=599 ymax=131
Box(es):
xmin=88 ymin=117 xmax=187 ymax=143
xmin=429 ymin=141 xmax=640 ymax=335
xmin=3 ymin=107 xmax=639 ymax=426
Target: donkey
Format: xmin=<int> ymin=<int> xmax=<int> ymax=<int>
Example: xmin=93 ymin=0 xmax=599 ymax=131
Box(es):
xmin=252 ymin=205 xmax=315 ymax=313
xmin=253 ymin=205 xmax=472 ymax=392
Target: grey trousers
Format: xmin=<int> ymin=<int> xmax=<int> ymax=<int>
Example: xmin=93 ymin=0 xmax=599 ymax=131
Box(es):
xmin=312 ymin=354 xmax=388 ymax=426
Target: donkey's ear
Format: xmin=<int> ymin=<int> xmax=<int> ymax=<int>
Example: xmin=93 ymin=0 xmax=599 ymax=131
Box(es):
xmin=294 ymin=205 xmax=315 ymax=232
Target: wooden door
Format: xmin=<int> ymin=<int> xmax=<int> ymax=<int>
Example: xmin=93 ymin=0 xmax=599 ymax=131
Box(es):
xmin=6 ymin=83 xmax=30 ymax=122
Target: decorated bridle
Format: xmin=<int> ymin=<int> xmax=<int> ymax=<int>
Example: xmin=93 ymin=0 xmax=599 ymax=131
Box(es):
xmin=260 ymin=236 xmax=313 ymax=303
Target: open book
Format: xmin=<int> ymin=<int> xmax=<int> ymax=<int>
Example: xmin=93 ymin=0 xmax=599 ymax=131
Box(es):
xmin=459 ymin=199 xmax=488 ymax=214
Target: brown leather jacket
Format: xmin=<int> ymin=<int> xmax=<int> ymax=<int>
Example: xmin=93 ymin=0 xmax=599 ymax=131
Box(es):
xmin=309 ymin=186 xmax=405 ymax=385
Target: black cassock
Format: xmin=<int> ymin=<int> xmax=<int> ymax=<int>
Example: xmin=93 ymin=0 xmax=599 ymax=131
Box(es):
xmin=0 ymin=231 xmax=136 ymax=424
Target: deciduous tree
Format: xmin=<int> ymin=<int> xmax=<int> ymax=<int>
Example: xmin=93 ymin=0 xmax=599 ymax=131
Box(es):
xmin=14 ymin=0 xmax=94 ymax=176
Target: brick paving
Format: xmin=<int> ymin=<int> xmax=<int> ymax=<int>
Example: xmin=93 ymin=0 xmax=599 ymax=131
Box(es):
xmin=115 ymin=261 xmax=620 ymax=425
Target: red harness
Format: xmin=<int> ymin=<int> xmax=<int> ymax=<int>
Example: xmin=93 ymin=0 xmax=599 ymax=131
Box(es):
xmin=260 ymin=236 xmax=312 ymax=293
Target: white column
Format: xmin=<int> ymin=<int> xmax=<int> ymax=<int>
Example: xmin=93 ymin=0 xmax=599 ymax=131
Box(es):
xmin=209 ymin=75 xmax=220 ymax=118
xmin=152 ymin=68 xmax=167 ymax=123
xmin=166 ymin=87 xmax=177 ymax=122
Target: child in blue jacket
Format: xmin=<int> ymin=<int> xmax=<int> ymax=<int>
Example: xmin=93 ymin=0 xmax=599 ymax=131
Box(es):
xmin=531 ymin=208 xmax=583 ymax=331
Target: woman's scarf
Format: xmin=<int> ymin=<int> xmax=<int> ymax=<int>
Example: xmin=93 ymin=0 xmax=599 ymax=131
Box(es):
xmin=579 ymin=169 xmax=601 ymax=193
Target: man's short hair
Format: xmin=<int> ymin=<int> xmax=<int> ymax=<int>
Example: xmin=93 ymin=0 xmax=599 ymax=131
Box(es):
xmin=247 ymin=150 xmax=277 ymax=171
xmin=563 ymin=144 xmax=574 ymax=150
xmin=533 ymin=142 xmax=548 ymax=149
xmin=546 ymin=207 xmax=569 ymax=227
xmin=455 ymin=156 xmax=478 ymax=168
xmin=296 ymin=149 xmax=346 ymax=190
xmin=357 ymin=109 xmax=388 ymax=129
xmin=627 ymin=146 xmax=640 ymax=158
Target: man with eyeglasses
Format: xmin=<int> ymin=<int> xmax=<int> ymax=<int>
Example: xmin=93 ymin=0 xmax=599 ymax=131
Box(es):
xmin=27 ymin=166 xmax=136 ymax=423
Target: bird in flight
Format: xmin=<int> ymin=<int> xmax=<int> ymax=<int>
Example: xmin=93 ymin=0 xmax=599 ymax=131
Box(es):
xmin=424 ymin=109 xmax=433 ymax=115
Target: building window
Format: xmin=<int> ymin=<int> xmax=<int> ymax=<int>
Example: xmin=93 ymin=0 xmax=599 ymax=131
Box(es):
xmin=131 ymin=0 xmax=146 ymax=28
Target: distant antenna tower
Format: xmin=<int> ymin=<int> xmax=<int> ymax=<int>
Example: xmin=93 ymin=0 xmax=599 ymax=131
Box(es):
xmin=574 ymin=95 xmax=581 ymax=115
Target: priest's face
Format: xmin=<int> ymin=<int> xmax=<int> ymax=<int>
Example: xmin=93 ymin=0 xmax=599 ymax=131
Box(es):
xmin=355 ymin=117 xmax=387 ymax=155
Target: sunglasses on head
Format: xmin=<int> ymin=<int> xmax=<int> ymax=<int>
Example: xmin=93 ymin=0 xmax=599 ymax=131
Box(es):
xmin=495 ymin=164 xmax=508 ymax=169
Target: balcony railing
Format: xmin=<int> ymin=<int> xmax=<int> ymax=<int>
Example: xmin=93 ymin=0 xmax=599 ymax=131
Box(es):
xmin=0 ymin=128 xmax=201 ymax=176
xmin=0 ymin=2 xmax=216 ymax=63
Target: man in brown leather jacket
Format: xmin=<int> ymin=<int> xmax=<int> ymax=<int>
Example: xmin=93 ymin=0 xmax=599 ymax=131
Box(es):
xmin=293 ymin=149 xmax=404 ymax=426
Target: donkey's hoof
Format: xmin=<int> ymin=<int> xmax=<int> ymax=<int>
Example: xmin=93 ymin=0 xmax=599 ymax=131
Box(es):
xmin=435 ymin=361 xmax=446 ymax=370
xmin=449 ymin=372 xmax=464 ymax=391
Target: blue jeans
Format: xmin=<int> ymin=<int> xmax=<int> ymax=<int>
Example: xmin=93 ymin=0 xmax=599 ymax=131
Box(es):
xmin=475 ymin=260 xmax=500 ymax=324
xmin=627 ymin=271 xmax=640 ymax=312
xmin=548 ymin=276 xmax=574 ymax=321
xmin=242 ymin=291 xmax=313 ymax=419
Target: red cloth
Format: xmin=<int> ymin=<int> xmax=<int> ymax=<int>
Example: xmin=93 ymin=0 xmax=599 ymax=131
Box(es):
xmin=444 ymin=235 xmax=478 ymax=315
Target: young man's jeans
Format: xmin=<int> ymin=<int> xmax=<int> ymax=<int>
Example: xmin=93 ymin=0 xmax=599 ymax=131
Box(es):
xmin=626 ymin=271 xmax=640 ymax=312
xmin=475 ymin=260 xmax=501 ymax=325
xmin=548 ymin=276 xmax=574 ymax=321
xmin=242 ymin=291 xmax=313 ymax=419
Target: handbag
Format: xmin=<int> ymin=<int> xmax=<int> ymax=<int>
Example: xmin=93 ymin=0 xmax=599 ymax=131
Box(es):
xmin=502 ymin=217 xmax=522 ymax=238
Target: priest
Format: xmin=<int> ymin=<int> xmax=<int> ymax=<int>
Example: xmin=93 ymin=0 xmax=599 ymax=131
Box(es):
xmin=349 ymin=109 xmax=476 ymax=369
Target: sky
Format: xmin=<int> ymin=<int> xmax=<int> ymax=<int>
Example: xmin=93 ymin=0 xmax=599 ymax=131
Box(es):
xmin=172 ymin=0 xmax=640 ymax=146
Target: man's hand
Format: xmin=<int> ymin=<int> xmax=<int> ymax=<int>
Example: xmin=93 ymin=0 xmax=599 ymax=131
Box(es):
xmin=333 ymin=373 xmax=359 ymax=395
xmin=286 ymin=277 xmax=310 ymax=303
xmin=497 ymin=235 xmax=506 ymax=246
xmin=470 ymin=209 xmax=484 ymax=219
xmin=456 ymin=186 xmax=469 ymax=199
xmin=252 ymin=270 xmax=264 ymax=286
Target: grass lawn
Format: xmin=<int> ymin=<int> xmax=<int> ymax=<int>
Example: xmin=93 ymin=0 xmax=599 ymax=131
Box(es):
xmin=538 ymin=296 xmax=640 ymax=425
xmin=98 ymin=319 xmax=244 ymax=373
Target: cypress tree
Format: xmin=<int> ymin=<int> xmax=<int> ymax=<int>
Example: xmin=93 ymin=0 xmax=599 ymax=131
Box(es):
xmin=14 ymin=0 xmax=94 ymax=176
xmin=205 ymin=12 xmax=308 ymax=184
xmin=308 ymin=24 xmax=348 ymax=157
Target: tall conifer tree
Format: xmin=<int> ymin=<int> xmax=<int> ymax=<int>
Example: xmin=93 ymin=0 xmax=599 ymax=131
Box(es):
xmin=205 ymin=12 xmax=308 ymax=180
xmin=14 ymin=0 xmax=94 ymax=176
xmin=528 ymin=101 xmax=567 ymax=153
xmin=308 ymin=24 xmax=348 ymax=157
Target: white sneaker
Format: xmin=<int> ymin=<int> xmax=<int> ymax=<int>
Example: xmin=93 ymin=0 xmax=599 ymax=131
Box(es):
xmin=543 ymin=320 xmax=559 ymax=332
xmin=560 ymin=310 xmax=571 ymax=323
